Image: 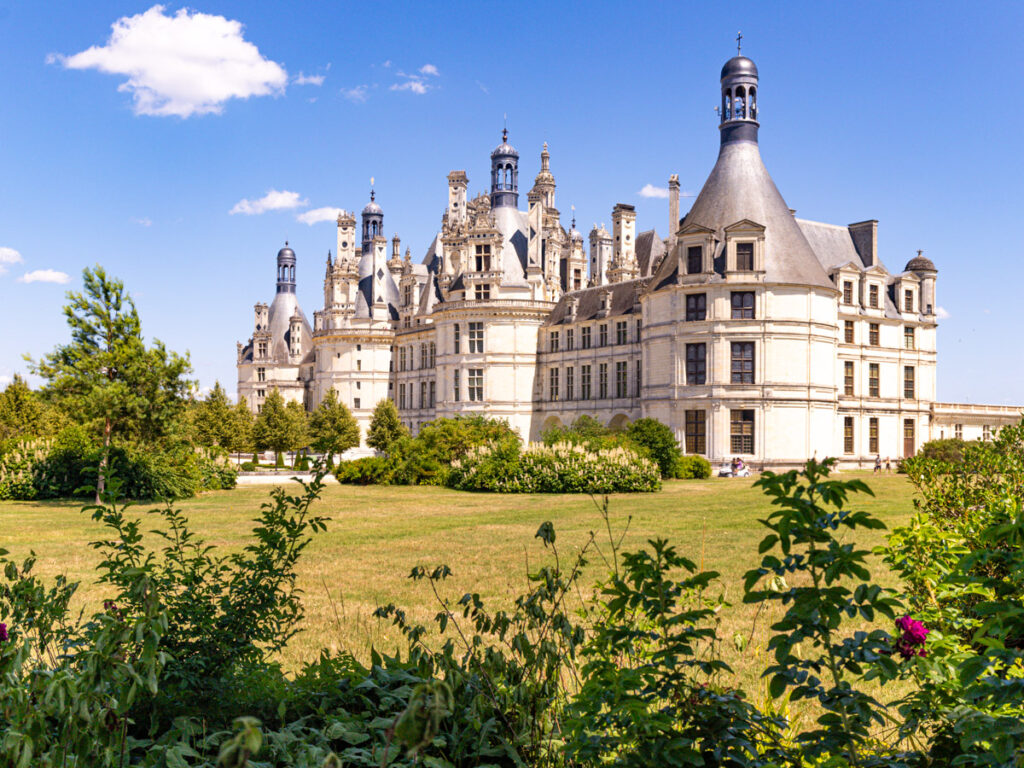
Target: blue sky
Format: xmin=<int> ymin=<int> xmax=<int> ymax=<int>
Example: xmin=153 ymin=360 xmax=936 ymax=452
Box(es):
xmin=1 ymin=1 xmax=1022 ymax=405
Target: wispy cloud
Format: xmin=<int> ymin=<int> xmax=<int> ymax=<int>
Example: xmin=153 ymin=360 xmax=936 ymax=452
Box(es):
xmin=390 ymin=79 xmax=428 ymax=95
xmin=936 ymin=306 xmax=951 ymax=319
xmin=638 ymin=184 xmax=670 ymax=199
xmin=391 ymin=65 xmax=439 ymax=95
xmin=48 ymin=4 xmax=287 ymax=118
xmin=134 ymin=217 xmax=153 ymax=227
xmin=341 ymin=84 xmax=369 ymax=103
xmin=230 ymin=189 xmax=307 ymax=215
xmin=419 ymin=63 xmax=439 ymax=77
xmin=0 ymin=246 xmax=23 ymax=276
xmin=19 ymin=269 xmax=71 ymax=284
xmin=294 ymin=72 xmax=325 ymax=86
xmin=297 ymin=207 xmax=346 ymax=225
xmin=475 ymin=80 xmax=490 ymax=95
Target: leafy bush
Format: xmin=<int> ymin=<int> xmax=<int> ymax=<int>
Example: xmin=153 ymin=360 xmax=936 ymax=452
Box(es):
xmin=449 ymin=439 xmax=661 ymax=493
xmin=335 ymin=455 xmax=396 ymax=485
xmin=625 ymin=417 xmax=683 ymax=478
xmin=916 ymin=437 xmax=969 ymax=464
xmin=240 ymin=460 xmax=256 ymax=472
xmin=674 ymin=454 xmax=712 ymax=479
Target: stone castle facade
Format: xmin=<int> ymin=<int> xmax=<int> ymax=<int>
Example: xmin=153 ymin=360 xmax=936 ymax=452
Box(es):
xmin=237 ymin=53 xmax=1021 ymax=467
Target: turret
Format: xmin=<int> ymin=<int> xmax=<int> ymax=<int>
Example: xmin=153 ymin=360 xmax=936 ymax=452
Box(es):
xmin=276 ymin=242 xmax=296 ymax=294
xmin=719 ymin=38 xmax=759 ymax=147
xmin=254 ymin=302 xmax=269 ymax=331
xmin=609 ymin=204 xmax=638 ymax=282
xmin=565 ymin=208 xmax=587 ymax=292
xmin=490 ymin=128 xmax=519 ymax=209
xmin=361 ymin=181 xmax=383 ymax=254
xmin=532 ymin=142 xmax=555 ymax=209
xmin=447 ymin=170 xmax=468 ymax=225
xmin=589 ymin=223 xmax=612 ymax=286
xmin=905 ymin=250 xmax=938 ymax=316
xmin=289 ymin=311 xmax=303 ymax=357
xmin=336 ymin=210 xmax=357 ymax=266
xmin=389 ymin=234 xmax=404 ymax=278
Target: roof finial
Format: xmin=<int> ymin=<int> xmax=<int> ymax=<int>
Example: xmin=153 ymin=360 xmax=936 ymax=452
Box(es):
xmin=917 ymin=249 xmax=923 ymax=257
xmin=503 ymin=113 xmax=508 ymax=143
xmin=285 ymin=240 xmax=289 ymax=246
xmin=370 ymin=176 xmax=375 ymax=202
xmin=736 ymin=31 xmax=743 ymax=55
xmin=571 ymin=204 xmax=576 ymax=230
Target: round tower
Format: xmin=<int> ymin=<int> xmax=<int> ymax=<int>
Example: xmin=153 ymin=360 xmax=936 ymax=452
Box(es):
xmin=719 ymin=45 xmax=760 ymax=146
xmin=276 ymin=242 xmax=296 ymax=294
xmin=361 ymin=183 xmax=383 ymax=253
xmin=906 ymin=251 xmax=938 ymax=316
xmin=490 ymin=127 xmax=519 ymax=209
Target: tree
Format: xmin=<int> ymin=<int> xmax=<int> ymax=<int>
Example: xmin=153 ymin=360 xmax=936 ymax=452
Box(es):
xmin=626 ymin=417 xmax=683 ymax=478
xmin=253 ymin=389 xmax=308 ymax=467
xmin=194 ymin=382 xmax=234 ymax=449
xmin=226 ymin=397 xmax=255 ymax=460
xmin=367 ymin=398 xmax=407 ymax=455
xmin=29 ymin=267 xmax=192 ymax=499
xmin=0 ymin=374 xmax=65 ymax=447
xmin=308 ymin=389 xmax=360 ymax=465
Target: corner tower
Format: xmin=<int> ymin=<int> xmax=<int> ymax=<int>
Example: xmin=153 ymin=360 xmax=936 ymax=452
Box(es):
xmin=490 ymin=128 xmax=519 ymax=208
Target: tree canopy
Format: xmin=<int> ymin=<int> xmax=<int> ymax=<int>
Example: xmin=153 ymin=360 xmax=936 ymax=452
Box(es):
xmin=366 ymin=398 xmax=407 ymax=455
xmin=308 ymin=388 xmax=360 ymax=459
xmin=253 ymin=389 xmax=308 ymax=465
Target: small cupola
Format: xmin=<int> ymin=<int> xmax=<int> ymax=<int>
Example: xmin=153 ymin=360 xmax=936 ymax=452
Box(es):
xmin=276 ymin=242 xmax=296 ymax=294
xmin=719 ymin=33 xmax=760 ymax=147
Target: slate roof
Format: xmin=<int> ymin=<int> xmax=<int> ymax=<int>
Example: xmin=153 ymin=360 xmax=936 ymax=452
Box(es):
xmin=635 ymin=229 xmax=666 ymax=277
xmin=544 ymin=278 xmax=649 ymax=327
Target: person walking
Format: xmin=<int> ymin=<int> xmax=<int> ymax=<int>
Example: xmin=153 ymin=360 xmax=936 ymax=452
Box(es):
xmin=885 ymin=457 xmax=892 ymax=473
xmin=874 ymin=455 xmax=882 ymax=473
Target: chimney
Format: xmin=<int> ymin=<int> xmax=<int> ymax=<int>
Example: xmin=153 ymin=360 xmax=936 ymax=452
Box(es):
xmin=848 ymin=220 xmax=878 ymax=268
xmin=668 ymin=174 xmax=680 ymax=248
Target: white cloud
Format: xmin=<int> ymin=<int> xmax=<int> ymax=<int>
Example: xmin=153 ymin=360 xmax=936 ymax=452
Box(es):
xmin=297 ymin=207 xmax=347 ymax=225
xmin=391 ymin=78 xmax=428 ymax=95
xmin=476 ymin=80 xmax=490 ymax=95
xmin=419 ymin=63 xmax=439 ymax=77
xmin=50 ymin=5 xmax=288 ymax=117
xmin=936 ymin=306 xmax=951 ymax=319
xmin=230 ymin=189 xmax=307 ymax=215
xmin=134 ymin=216 xmax=153 ymax=227
xmin=0 ymin=246 xmax=23 ymax=276
xmin=294 ymin=72 xmax=325 ymax=86
xmin=341 ymin=84 xmax=369 ymax=103
xmin=638 ymin=184 xmax=670 ymax=199
xmin=19 ymin=269 xmax=71 ymax=284
xmin=382 ymin=60 xmax=392 ymax=68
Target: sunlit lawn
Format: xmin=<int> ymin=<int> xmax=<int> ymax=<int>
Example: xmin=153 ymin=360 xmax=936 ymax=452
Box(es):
xmin=0 ymin=471 xmax=917 ymax=699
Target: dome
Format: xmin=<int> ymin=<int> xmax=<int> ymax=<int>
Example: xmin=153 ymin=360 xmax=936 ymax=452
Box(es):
xmin=905 ymin=253 xmax=937 ymax=273
xmin=491 ymin=128 xmax=518 ymax=158
xmin=570 ymin=227 xmax=584 ymax=242
xmin=277 ymin=244 xmax=295 ymax=260
xmin=721 ymin=55 xmax=758 ymax=80
xmin=362 ymin=200 xmax=382 ymax=216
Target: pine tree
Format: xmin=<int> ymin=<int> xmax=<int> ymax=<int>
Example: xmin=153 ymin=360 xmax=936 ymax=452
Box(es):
xmin=367 ymin=398 xmax=407 ymax=455
xmin=194 ymin=382 xmax=234 ymax=449
xmin=308 ymin=388 xmax=360 ymax=466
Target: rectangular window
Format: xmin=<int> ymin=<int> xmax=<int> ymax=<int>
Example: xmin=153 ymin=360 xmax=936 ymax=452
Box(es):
xmin=566 ymin=328 xmax=574 ymax=350
xmin=398 ymin=383 xmax=406 ymax=409
xmin=549 ymin=330 xmax=559 ymax=352
xmin=844 ymin=360 xmax=854 ymax=396
xmin=399 ymin=347 xmax=407 ymax=371
xmin=599 ymin=363 xmax=608 ymax=398
xmin=581 ymin=364 xmax=592 ymax=400
xmin=869 ymin=284 xmax=879 ymax=308
xmin=869 ymin=323 xmax=880 ymax=346
xmin=616 ymin=320 xmax=628 ymax=345
xmin=904 ymin=418 xmax=916 ymax=457
xmin=469 ymin=322 xmax=484 ymax=353
xmin=904 ymin=289 xmax=914 ymax=312
xmin=256 ymin=389 xmax=265 ymax=399
xmin=549 ymin=368 xmax=560 ymax=401
xmin=353 ymin=398 xmax=361 ymax=410
xmin=904 ymin=326 xmax=915 ymax=349
xmin=869 ymin=363 xmax=880 ymax=397
xmin=636 ymin=358 xmax=642 ymax=396
xmin=429 ymin=380 xmax=435 ymax=408
xmin=686 ymin=293 xmax=707 ymax=321
xmin=983 ymin=424 xmax=992 ymax=441
xmin=257 ymin=341 xmax=268 ymax=358
xmin=430 ymin=342 xmax=436 ymax=367
xmin=356 ymin=359 xmax=362 ymax=371
xmin=844 ymin=416 xmax=854 ymax=454
xmin=687 ymin=245 xmax=702 ymax=274
xmin=731 ymin=291 xmax=755 ymax=319
xmin=736 ymin=242 xmax=754 ymax=271
xmin=468 ymin=369 xmax=483 ymax=401
xmin=420 ymin=381 xmax=426 ymax=408
xmin=869 ymin=417 xmax=879 ymax=454
xmin=453 ymin=323 xmax=460 ymax=354
xmin=475 ymin=284 xmax=491 ymax=300
xmin=730 ymin=409 xmax=755 ymax=454
xmin=573 ymin=269 xmax=582 ymax=290
xmin=474 ymin=244 xmax=491 ymax=272
xmin=731 ymin=341 xmax=755 ymax=384
xmin=843 ymin=281 xmax=853 ymax=305
xmin=581 ymin=326 xmax=592 ymax=349
xmin=904 ymin=366 xmax=915 ymax=399
xmin=599 ymin=324 xmax=608 ymax=347
xmin=453 ymin=370 xmax=460 ymax=402
xmin=615 ymin=361 xmax=628 ymax=398
xmin=685 ymin=410 xmax=706 ymax=454
xmin=955 ymin=423 xmax=963 ymax=440
xmin=257 ymin=367 xmax=266 ymax=382
xmin=686 ymin=343 xmax=706 ymax=385
xmin=844 ymin=320 xmax=854 ymax=344
xmin=566 ymin=366 xmax=574 ymax=400
xmin=420 ymin=343 xmax=427 ymax=369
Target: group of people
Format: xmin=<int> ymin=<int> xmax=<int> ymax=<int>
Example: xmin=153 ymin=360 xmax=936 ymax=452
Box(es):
xmin=874 ymin=455 xmax=893 ymax=473
xmin=730 ymin=457 xmax=747 ymax=474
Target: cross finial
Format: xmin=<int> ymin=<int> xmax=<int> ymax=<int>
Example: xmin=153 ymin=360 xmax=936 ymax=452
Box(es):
xmin=917 ymin=249 xmax=923 ymax=257
xmin=571 ymin=204 xmax=576 ymax=230
xmin=503 ymin=113 xmax=508 ymax=143
xmin=370 ymin=176 xmax=375 ymax=202
xmin=736 ymin=31 xmax=743 ymax=55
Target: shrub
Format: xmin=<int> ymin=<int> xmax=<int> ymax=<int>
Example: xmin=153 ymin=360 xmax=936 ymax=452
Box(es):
xmin=674 ymin=454 xmax=712 ymax=479
xmin=626 ymin=418 xmax=682 ymax=478
xmin=240 ymin=460 xmax=256 ymax=472
xmin=335 ymin=456 xmax=396 ymax=485
xmin=916 ymin=437 xmax=969 ymax=464
xmin=449 ymin=440 xmax=661 ymax=493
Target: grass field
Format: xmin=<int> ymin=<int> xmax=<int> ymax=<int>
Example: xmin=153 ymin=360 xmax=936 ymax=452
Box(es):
xmin=0 ymin=471 xmax=917 ymax=696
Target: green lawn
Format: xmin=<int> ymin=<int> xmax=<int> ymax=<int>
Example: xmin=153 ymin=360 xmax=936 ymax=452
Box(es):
xmin=0 ymin=471 xmax=917 ymax=695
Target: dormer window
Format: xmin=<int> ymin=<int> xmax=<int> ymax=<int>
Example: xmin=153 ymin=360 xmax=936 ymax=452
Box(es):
xmin=843 ymin=281 xmax=853 ymax=305
xmin=687 ymin=246 xmax=702 ymax=275
xmin=904 ymin=289 xmax=914 ymax=313
xmin=736 ymin=242 xmax=754 ymax=271
xmin=869 ymin=284 xmax=879 ymax=308
xmin=474 ymin=244 xmax=491 ymax=271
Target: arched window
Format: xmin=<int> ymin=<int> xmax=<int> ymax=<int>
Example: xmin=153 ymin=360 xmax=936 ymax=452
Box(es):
xmin=724 ymin=88 xmax=732 ymax=120
xmin=749 ymin=87 xmax=757 ymax=119
xmin=735 ymin=86 xmax=746 ymax=119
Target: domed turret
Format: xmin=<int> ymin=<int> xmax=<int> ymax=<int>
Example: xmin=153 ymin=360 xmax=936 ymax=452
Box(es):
xmin=905 ymin=251 xmax=937 ymax=273
xmin=276 ymin=241 xmax=296 ymax=294
xmin=490 ymin=127 xmax=519 ymax=208
xmin=361 ymin=181 xmax=383 ymax=253
xmin=720 ymin=55 xmax=758 ymax=80
xmin=719 ymin=35 xmax=759 ymax=146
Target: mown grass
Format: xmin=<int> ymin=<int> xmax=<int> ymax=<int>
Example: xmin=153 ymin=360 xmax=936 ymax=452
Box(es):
xmin=0 ymin=471 xmax=917 ymax=698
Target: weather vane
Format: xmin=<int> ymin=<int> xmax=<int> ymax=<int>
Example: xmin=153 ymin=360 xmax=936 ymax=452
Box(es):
xmin=737 ymin=31 xmax=743 ymax=55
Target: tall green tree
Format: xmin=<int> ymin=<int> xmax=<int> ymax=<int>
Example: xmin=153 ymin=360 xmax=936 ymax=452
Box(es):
xmin=367 ymin=398 xmax=407 ymax=455
xmin=0 ymin=374 xmax=65 ymax=446
xmin=194 ymin=382 xmax=234 ymax=449
xmin=253 ymin=389 xmax=308 ymax=467
xmin=28 ymin=266 xmax=191 ymax=498
xmin=227 ymin=396 xmax=255 ymax=460
xmin=308 ymin=388 xmax=360 ymax=465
